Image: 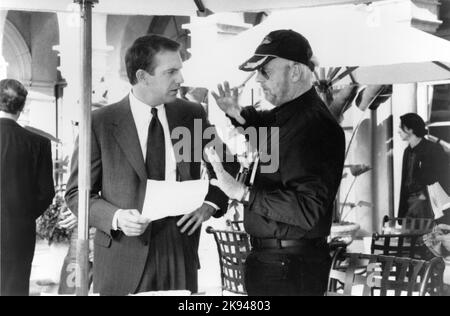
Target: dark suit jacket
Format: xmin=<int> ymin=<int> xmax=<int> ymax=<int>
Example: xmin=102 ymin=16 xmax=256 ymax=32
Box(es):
xmin=65 ymin=96 xmax=237 ymax=295
xmin=0 ymin=118 xmax=55 ymax=295
xmin=398 ymin=138 xmax=450 ymax=218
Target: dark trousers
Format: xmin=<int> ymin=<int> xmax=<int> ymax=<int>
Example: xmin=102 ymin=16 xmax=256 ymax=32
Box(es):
xmin=135 ymin=217 xmax=199 ymax=294
xmin=406 ymin=192 xmax=434 ymax=219
xmin=1 ymin=256 xmax=33 ymax=296
xmin=244 ymin=248 xmax=331 ymax=296
xmin=1 ymin=234 xmax=36 ymax=296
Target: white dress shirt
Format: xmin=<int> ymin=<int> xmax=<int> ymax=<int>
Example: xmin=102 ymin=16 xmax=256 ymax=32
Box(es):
xmin=112 ymin=91 xmax=217 ymax=230
xmin=129 ymin=91 xmax=177 ymax=181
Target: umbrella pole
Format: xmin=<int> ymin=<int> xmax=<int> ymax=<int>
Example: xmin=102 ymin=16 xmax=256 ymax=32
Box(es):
xmin=75 ymin=0 xmax=97 ymax=296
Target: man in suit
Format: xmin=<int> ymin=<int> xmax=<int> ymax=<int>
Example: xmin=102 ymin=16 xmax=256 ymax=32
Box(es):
xmin=65 ymin=34 xmax=237 ymax=296
xmin=0 ymin=79 xmax=55 ymax=296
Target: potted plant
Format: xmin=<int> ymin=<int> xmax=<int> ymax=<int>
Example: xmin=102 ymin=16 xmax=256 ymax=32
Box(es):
xmin=330 ymin=164 xmax=372 ymax=244
xmin=315 ymin=70 xmax=393 ymax=244
xmin=36 ymin=152 xmax=72 ymax=246
xmin=34 ymin=152 xmax=73 ymax=288
xmin=36 ymin=193 xmax=73 ymax=246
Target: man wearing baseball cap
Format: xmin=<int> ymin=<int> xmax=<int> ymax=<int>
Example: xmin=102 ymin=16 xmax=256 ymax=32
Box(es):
xmin=208 ymin=29 xmax=346 ymax=296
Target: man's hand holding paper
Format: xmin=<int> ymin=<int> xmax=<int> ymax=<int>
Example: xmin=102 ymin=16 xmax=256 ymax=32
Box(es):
xmin=116 ymin=209 xmax=151 ymax=237
xmin=141 ymin=179 xmax=210 ymax=235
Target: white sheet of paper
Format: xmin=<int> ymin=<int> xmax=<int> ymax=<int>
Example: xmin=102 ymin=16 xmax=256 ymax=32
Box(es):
xmin=142 ymin=180 xmax=209 ymax=221
xmin=428 ymin=182 xmax=450 ymax=219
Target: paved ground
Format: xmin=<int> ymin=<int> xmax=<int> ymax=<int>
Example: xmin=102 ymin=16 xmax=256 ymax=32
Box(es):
xmin=30 ymin=217 xmax=227 ymax=296
xmin=30 ymin=226 xmax=450 ymax=296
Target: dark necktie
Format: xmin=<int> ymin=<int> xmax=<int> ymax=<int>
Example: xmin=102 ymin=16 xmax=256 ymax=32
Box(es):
xmin=146 ymin=107 xmax=165 ymax=180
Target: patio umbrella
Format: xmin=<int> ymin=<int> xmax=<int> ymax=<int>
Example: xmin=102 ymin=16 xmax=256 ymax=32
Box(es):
xmin=0 ymin=0 xmax=385 ymax=16
xmin=183 ymin=5 xmax=450 ymax=87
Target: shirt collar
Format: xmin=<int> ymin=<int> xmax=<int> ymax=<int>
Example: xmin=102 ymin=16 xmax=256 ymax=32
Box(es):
xmin=129 ymin=90 xmax=165 ymax=114
xmin=0 ymin=111 xmax=18 ymax=121
xmin=0 ymin=117 xmax=18 ymax=126
xmin=271 ymin=87 xmax=317 ymax=126
xmin=409 ymin=138 xmax=425 ymax=152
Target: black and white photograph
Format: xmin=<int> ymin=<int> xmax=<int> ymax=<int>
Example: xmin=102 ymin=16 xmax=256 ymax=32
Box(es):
xmin=0 ymin=0 xmax=450 ymax=299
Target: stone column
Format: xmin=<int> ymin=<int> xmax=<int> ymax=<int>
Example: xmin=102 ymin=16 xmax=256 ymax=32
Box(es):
xmin=337 ymin=102 xmax=372 ymax=236
xmin=54 ymin=11 xmax=112 ymax=156
xmin=343 ymin=95 xmax=396 ymax=235
xmin=392 ymin=84 xmax=418 ymax=215
xmin=352 ymin=112 xmax=373 ymax=236
xmin=0 ymin=10 xmax=9 ymax=79
xmin=91 ymin=13 xmax=113 ymax=105
xmin=371 ymin=98 xmax=395 ymax=231
xmin=54 ymin=10 xmax=82 ymax=155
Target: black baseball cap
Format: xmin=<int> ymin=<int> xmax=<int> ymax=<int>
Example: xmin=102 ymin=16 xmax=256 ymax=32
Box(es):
xmin=239 ymin=29 xmax=314 ymax=72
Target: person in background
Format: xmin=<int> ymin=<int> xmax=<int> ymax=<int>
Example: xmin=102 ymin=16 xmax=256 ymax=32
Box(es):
xmin=423 ymin=223 xmax=450 ymax=262
xmin=398 ymin=113 xmax=449 ymax=219
xmin=0 ymin=79 xmax=55 ymax=296
xmin=57 ymin=209 xmax=95 ymax=294
xmin=435 ymin=224 xmax=450 ymax=252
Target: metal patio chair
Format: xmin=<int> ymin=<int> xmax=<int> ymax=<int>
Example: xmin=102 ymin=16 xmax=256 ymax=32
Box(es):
xmin=206 ymin=226 xmax=252 ymax=295
xmin=327 ymin=249 xmax=445 ymax=296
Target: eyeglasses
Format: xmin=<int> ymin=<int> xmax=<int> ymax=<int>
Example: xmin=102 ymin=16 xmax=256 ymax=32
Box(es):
xmin=257 ymin=67 xmax=271 ymax=80
xmin=257 ymin=62 xmax=295 ymax=79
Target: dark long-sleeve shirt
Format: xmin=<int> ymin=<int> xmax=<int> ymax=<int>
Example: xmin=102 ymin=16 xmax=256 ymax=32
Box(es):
xmin=398 ymin=138 xmax=450 ymax=218
xmin=230 ymin=88 xmax=345 ymax=240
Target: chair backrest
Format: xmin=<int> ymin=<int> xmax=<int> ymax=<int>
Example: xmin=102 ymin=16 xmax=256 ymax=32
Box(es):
xmin=371 ymin=233 xmax=426 ymax=259
xmin=206 ymin=226 xmax=252 ymax=295
xmin=327 ymin=249 xmax=445 ymax=296
xmin=229 ymin=220 xmax=245 ymax=232
xmin=381 ymin=216 xmax=434 ymax=235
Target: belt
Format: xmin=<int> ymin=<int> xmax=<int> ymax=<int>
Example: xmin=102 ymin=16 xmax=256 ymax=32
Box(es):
xmin=250 ymin=237 xmax=326 ymax=250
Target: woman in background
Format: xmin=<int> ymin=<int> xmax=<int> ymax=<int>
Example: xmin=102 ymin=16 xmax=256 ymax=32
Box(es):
xmin=398 ymin=113 xmax=449 ymax=219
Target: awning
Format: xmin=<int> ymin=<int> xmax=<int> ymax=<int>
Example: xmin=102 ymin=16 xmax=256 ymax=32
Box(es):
xmin=183 ymin=5 xmax=450 ymax=87
xmin=0 ymin=0 xmax=383 ymax=16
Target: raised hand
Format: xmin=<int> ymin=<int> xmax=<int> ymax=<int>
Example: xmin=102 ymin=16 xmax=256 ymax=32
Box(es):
xmin=211 ymin=81 xmax=246 ymax=125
